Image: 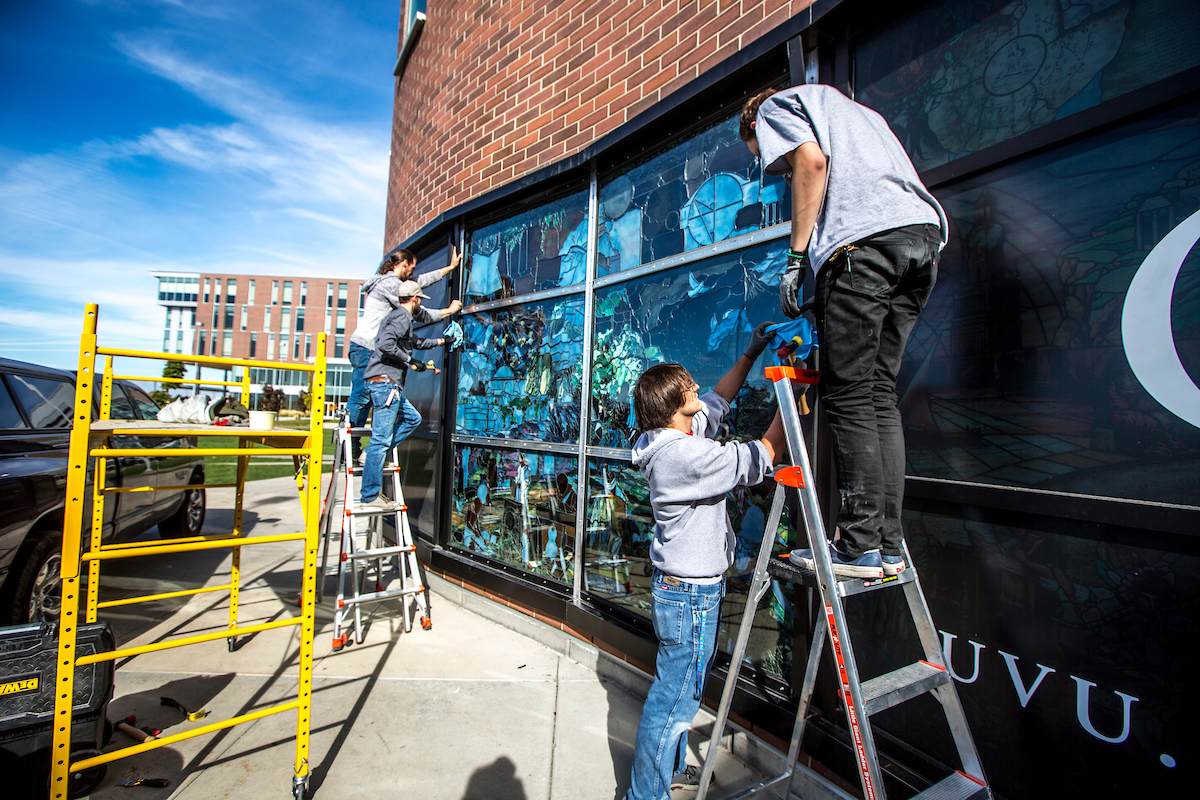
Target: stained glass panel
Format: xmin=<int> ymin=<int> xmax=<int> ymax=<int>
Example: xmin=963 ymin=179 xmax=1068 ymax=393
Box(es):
xmin=596 ymin=113 xmax=790 ymax=275
xmin=589 ymin=241 xmax=788 ymax=448
xmin=464 ymin=191 xmax=589 ymax=302
xmin=451 ymin=444 xmax=578 ymax=583
xmin=855 ymin=0 xmax=1200 ymax=173
xmin=455 ymin=294 xmax=585 ymax=443
xmin=582 ymin=458 xmax=797 ymax=679
xmin=903 ymin=100 xmax=1200 ymax=505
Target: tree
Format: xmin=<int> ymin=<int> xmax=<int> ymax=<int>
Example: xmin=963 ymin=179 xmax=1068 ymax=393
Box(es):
xmin=151 ymin=360 xmax=187 ymax=407
xmin=298 ymin=390 xmax=311 ymax=413
xmin=258 ymin=384 xmax=285 ymax=412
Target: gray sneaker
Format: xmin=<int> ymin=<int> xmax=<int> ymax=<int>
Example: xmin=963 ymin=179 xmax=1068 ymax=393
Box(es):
xmin=671 ymin=764 xmax=710 ymax=790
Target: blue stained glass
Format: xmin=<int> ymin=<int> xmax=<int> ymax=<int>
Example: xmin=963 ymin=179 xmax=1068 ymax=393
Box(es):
xmin=465 ymin=191 xmax=590 ymax=301
xmin=452 ymin=444 xmax=578 ymax=583
xmin=582 ymin=457 xmax=796 ymax=679
xmin=456 ymin=294 xmax=585 ymax=443
xmin=589 ymin=240 xmax=789 ymax=448
xmin=596 ymin=114 xmax=791 ymax=275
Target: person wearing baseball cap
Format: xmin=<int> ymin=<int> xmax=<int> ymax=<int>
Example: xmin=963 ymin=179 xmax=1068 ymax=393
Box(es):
xmin=357 ymin=279 xmax=456 ymax=510
xmin=345 ymin=247 xmax=462 ymax=463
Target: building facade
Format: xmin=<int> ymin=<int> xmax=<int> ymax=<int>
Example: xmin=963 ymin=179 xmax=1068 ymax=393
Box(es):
xmin=385 ymin=1 xmax=1200 ymax=797
xmin=150 ymin=270 xmax=368 ymax=409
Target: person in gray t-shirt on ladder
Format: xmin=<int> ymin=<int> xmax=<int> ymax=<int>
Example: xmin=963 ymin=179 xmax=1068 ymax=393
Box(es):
xmin=740 ymin=85 xmax=949 ymax=579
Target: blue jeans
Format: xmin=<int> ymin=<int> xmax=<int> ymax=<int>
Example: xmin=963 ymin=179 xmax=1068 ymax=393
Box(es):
xmin=814 ymin=224 xmax=939 ymax=559
xmin=625 ymin=572 xmax=724 ymax=800
xmin=345 ymin=342 xmax=372 ymax=452
xmin=359 ymin=380 xmax=421 ymax=503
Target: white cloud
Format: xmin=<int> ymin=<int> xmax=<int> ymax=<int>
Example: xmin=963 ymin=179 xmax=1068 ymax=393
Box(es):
xmin=0 ymin=10 xmax=393 ymax=370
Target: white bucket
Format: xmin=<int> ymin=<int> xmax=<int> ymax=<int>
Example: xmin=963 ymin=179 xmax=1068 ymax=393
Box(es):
xmin=248 ymin=410 xmax=277 ymax=430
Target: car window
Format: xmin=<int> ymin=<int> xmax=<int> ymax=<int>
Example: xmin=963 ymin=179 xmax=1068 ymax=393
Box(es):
xmin=7 ymin=374 xmax=74 ymax=429
xmin=124 ymin=384 xmax=163 ymax=421
xmin=109 ymin=386 xmax=138 ymax=421
xmin=0 ymin=378 xmax=29 ymax=429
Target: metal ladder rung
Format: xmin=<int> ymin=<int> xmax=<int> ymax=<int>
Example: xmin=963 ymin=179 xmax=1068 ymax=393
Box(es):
xmin=349 ymin=506 xmax=407 ymax=516
xmin=767 ymin=555 xmax=919 ymax=597
xmin=345 ymin=545 xmax=415 ymax=559
xmin=862 ymin=661 xmax=951 ymax=716
xmin=346 ymin=464 xmax=402 ymax=472
xmin=340 ymin=585 xmax=422 ymax=607
xmin=911 ymin=772 xmax=989 ymax=800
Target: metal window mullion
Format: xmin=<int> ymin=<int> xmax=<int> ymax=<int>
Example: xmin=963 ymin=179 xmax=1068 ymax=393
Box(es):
xmin=572 ymin=163 xmax=600 ymax=605
xmin=451 ymin=434 xmax=579 ymax=457
xmin=592 ymin=222 xmax=791 ymax=290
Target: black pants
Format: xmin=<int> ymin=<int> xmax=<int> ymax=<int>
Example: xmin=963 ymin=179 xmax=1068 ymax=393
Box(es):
xmin=814 ymin=224 xmax=940 ymax=558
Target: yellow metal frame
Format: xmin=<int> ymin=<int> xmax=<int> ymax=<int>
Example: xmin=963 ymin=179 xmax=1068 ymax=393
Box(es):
xmin=50 ymin=303 xmax=327 ymax=800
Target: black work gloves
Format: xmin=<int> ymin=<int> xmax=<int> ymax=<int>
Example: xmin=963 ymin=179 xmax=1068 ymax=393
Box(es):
xmin=408 ymin=359 xmax=428 ymax=373
xmin=780 ymin=250 xmax=808 ymax=319
xmin=744 ymin=321 xmax=777 ymax=361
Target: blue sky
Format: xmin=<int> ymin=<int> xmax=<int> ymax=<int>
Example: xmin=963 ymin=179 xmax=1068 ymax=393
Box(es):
xmin=0 ymin=0 xmax=399 ymax=370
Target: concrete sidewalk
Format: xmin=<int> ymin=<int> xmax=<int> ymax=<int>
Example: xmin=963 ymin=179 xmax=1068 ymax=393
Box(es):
xmin=81 ymin=476 xmax=779 ymax=800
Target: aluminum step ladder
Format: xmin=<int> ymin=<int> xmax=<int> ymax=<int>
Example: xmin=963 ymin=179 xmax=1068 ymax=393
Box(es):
xmin=322 ymin=417 xmax=431 ymax=649
xmin=696 ymin=365 xmax=990 ymax=800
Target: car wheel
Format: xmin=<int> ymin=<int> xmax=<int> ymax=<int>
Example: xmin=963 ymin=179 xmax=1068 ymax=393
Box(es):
xmin=159 ymin=479 xmax=206 ymax=538
xmin=1 ymin=531 xmax=64 ymax=625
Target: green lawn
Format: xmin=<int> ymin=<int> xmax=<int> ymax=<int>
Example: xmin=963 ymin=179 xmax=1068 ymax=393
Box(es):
xmin=202 ymin=419 xmax=338 ymax=483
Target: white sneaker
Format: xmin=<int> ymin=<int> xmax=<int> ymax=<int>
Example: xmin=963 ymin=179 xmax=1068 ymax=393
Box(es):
xmin=360 ymin=496 xmax=399 ymax=512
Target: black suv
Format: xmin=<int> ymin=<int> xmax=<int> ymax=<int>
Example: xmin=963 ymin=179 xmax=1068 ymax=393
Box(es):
xmin=0 ymin=357 xmax=206 ymax=624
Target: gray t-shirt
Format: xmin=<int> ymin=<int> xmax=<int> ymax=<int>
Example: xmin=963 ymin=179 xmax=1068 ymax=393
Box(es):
xmin=755 ymin=85 xmax=948 ymax=273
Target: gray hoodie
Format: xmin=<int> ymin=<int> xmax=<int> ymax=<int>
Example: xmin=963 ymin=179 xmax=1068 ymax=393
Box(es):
xmin=349 ymin=269 xmax=446 ymax=350
xmin=630 ymin=391 xmax=771 ymax=581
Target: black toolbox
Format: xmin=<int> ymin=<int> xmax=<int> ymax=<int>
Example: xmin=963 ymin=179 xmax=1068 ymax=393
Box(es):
xmin=0 ymin=622 xmax=115 ymax=798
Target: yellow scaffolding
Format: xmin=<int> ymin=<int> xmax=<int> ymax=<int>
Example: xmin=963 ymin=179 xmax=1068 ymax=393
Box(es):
xmin=50 ymin=303 xmax=326 ymax=800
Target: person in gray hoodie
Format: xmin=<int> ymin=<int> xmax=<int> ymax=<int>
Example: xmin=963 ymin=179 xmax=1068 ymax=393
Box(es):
xmin=623 ymin=329 xmax=786 ymax=800
xmin=345 ymin=247 xmax=461 ymax=459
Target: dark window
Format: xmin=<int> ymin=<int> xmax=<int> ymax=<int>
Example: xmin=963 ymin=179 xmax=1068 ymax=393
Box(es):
xmin=250 ymin=332 xmax=257 ymax=359
xmin=0 ymin=379 xmax=29 ymax=429
xmin=123 ymin=384 xmax=163 ymax=419
xmin=854 ymin=0 xmax=1200 ymax=173
xmin=296 ymin=308 xmax=305 ymax=332
xmin=108 ymin=386 xmax=137 ymax=421
xmin=7 ymin=374 xmax=74 ymax=429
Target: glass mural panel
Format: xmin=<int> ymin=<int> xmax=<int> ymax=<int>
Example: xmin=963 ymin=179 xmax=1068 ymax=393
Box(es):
xmin=451 ymin=444 xmax=578 ymax=583
xmin=590 ymin=240 xmax=790 ymax=448
xmin=863 ymin=500 xmax=1198 ymax=799
xmin=901 ymin=100 xmax=1200 ymax=505
xmin=855 ymin=0 xmax=1200 ymax=172
xmin=455 ymin=294 xmax=584 ymax=443
xmin=596 ymin=113 xmax=791 ymax=275
xmin=464 ymin=191 xmax=590 ymax=301
xmin=582 ymin=458 xmax=798 ymax=680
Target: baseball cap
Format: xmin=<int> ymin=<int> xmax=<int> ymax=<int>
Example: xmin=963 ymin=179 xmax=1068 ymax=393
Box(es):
xmin=396 ymin=280 xmax=431 ymax=299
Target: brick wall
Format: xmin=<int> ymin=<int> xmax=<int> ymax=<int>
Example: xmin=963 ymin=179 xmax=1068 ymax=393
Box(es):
xmin=385 ymin=0 xmax=813 ymax=249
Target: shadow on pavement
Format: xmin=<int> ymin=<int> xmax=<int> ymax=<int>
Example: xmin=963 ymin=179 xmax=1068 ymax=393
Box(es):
xmin=460 ymin=756 xmax=528 ymax=800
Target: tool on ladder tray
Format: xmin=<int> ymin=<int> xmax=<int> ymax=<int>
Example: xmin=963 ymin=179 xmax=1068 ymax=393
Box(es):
xmin=325 ymin=415 xmax=432 ymax=650
xmin=695 ymin=364 xmax=990 ymax=800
